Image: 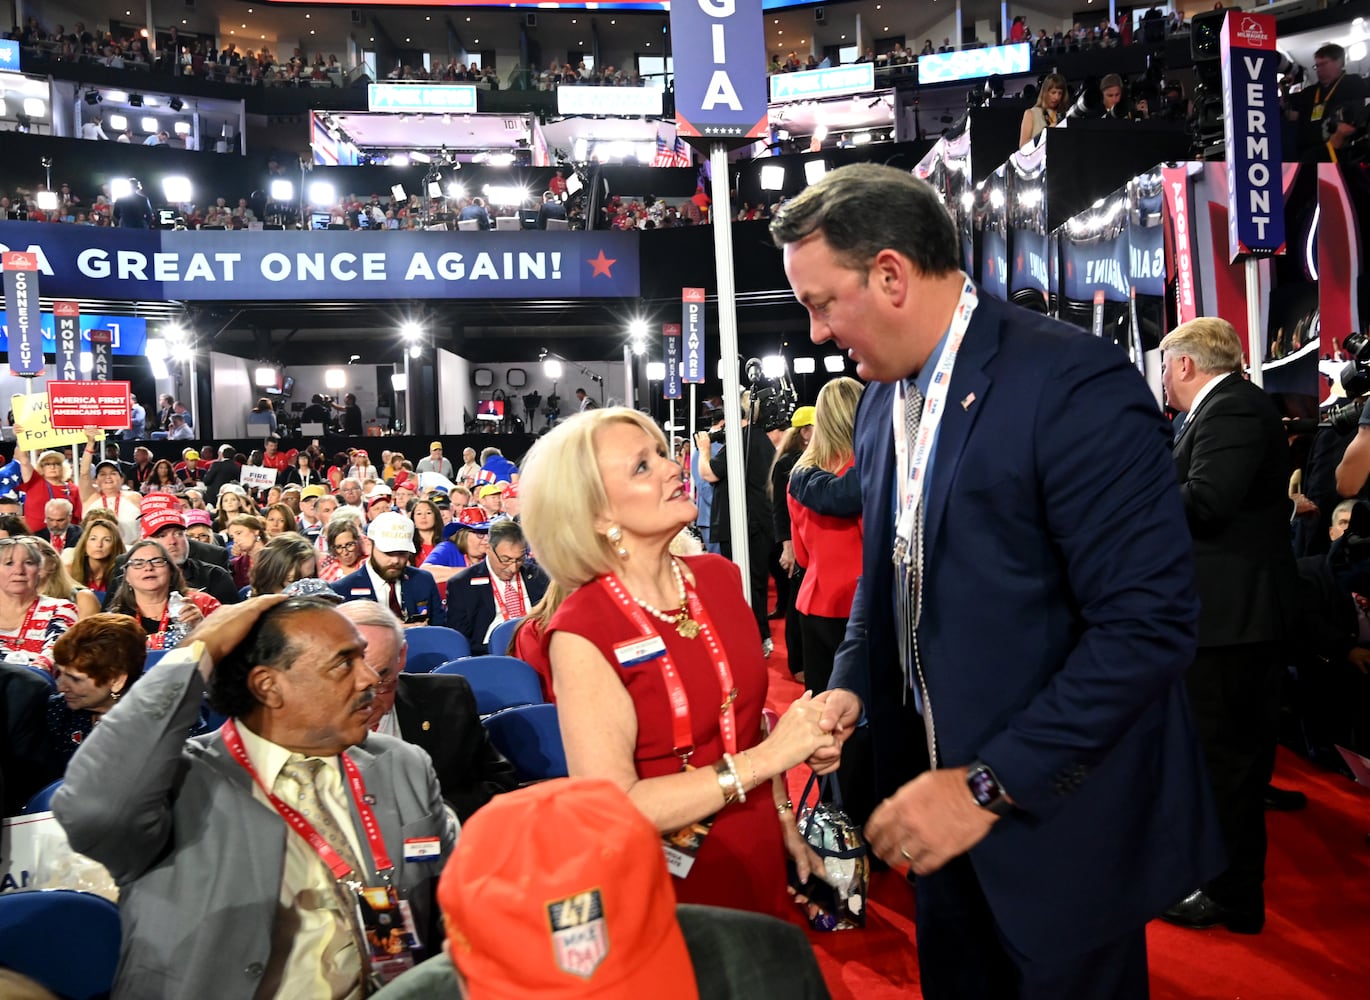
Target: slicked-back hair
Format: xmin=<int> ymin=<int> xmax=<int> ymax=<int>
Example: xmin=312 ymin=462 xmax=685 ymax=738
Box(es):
xmin=207 ymin=596 xmax=339 ymax=718
xmin=769 ymin=163 xmax=960 ymax=277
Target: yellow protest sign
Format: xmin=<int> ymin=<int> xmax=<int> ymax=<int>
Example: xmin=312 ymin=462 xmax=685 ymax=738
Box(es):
xmin=11 ymin=392 xmax=105 ymax=453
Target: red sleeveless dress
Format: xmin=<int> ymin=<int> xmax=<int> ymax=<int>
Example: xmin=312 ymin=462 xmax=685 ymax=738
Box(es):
xmin=548 ymin=553 xmax=790 ymax=917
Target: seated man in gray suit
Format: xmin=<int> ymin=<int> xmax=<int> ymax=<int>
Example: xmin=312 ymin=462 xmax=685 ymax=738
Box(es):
xmin=373 ymin=778 xmax=830 ymax=999
xmin=54 ymin=595 xmax=457 ymax=1000
xmin=339 ymin=599 xmax=518 ymax=822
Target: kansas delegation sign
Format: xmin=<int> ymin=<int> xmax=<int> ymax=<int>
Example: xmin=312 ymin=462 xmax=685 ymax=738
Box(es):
xmin=1220 ymin=12 xmax=1285 ymax=260
xmin=0 ymin=224 xmax=641 ymax=301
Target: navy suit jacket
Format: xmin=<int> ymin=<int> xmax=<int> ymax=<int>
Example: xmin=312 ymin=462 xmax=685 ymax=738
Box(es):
xmin=332 ymin=565 xmax=444 ymax=625
xmin=820 ymin=292 xmax=1222 ymax=961
xmin=444 ymin=560 xmax=549 ymax=654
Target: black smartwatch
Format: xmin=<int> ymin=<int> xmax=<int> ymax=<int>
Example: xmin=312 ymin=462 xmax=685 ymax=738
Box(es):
xmin=966 ymin=761 xmax=1013 ymax=817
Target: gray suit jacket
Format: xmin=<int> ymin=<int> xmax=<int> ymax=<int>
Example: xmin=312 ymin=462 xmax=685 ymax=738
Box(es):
xmin=53 ymin=649 xmax=456 ymax=1000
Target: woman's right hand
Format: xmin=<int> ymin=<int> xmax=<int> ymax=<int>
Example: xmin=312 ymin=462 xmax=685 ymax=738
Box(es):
xmin=760 ymin=691 xmax=834 ymax=773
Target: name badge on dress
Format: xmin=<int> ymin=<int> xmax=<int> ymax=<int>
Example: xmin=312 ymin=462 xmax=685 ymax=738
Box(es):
xmin=612 ymin=635 xmax=667 ymax=668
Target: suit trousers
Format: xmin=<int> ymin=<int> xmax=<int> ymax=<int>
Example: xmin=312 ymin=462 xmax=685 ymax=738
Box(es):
xmin=915 ymin=854 xmax=1149 ymax=1000
xmin=1185 ymin=642 xmax=1283 ymax=911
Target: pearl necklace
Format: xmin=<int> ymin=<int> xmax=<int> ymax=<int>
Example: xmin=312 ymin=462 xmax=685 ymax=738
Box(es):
xmin=633 ymin=559 xmax=701 ymax=639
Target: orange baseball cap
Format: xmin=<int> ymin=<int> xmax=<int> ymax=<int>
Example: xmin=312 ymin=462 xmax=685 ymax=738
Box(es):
xmin=439 ymin=778 xmax=699 ymax=1000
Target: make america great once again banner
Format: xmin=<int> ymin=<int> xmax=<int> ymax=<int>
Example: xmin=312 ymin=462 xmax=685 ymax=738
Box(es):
xmin=0 ymin=223 xmax=641 ymax=301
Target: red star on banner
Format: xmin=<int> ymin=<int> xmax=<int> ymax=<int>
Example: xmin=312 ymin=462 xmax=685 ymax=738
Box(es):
xmin=587 ymin=250 xmax=617 ymax=278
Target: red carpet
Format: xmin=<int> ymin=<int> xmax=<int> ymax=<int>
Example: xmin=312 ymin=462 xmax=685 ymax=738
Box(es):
xmin=762 ymin=611 xmax=1370 ymax=999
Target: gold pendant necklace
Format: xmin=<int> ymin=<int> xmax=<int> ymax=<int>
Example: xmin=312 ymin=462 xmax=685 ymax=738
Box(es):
xmin=634 ymin=559 xmax=702 ymax=639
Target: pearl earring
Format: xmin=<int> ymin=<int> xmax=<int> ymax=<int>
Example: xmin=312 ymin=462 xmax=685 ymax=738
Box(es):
xmin=606 ymin=525 xmax=629 ymax=560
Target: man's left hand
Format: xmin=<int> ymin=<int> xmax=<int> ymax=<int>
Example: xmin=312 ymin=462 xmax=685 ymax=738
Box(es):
xmin=866 ymin=768 xmax=999 ymax=875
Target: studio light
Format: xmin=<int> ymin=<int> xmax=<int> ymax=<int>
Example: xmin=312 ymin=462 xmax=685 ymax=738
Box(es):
xmin=128 ymin=93 xmax=144 ymax=108
xmin=23 ymin=98 xmax=46 ymax=118
xmin=390 ymin=154 xmax=411 ymax=167
xmin=628 ymin=318 xmax=649 ymax=339
xmin=792 ymin=357 xmax=816 ymax=374
xmin=84 ymin=89 xmax=100 ymax=105
xmin=145 ymin=338 xmax=170 ymax=379
xmin=646 ymin=362 xmax=666 ymax=381
xmin=308 ymin=181 xmax=336 ymax=206
xmin=254 ymin=366 xmax=278 ymax=387
xmin=269 ymin=179 xmax=294 ymax=201
xmin=324 ymin=368 xmax=347 ymax=390
xmin=543 ymin=359 xmax=563 ymax=378
xmin=35 ymin=191 xmax=59 ymax=211
xmin=410 ymin=151 xmax=432 ymax=163
xmin=107 ymin=114 xmax=127 ymax=131
xmin=399 ymin=320 xmax=423 ymax=342
xmin=390 ymin=372 xmax=410 ymax=392
xmin=109 ymin=177 xmax=133 ymax=201
xmin=823 ymin=355 xmax=846 ymax=373
xmin=631 ymin=338 xmax=647 ymax=356
xmin=106 ymin=91 xmax=128 ymax=103
xmin=408 ymin=344 xmax=422 ymax=359
xmin=803 ymin=160 xmax=827 ymax=185
xmin=446 ymin=182 xmax=467 ymax=200
xmin=391 ymin=184 xmax=407 ymax=202
xmin=141 ymin=117 xmax=158 ymax=132
xmin=171 ymin=343 xmax=194 ymax=363
xmin=168 ymin=96 xmax=184 ymax=112
xmin=761 ymin=355 xmax=786 ymax=379
xmin=162 ymin=176 xmax=193 ymax=203
xmin=759 ymin=164 xmax=786 ymax=191
xmin=174 ymin=122 xmax=191 ymax=135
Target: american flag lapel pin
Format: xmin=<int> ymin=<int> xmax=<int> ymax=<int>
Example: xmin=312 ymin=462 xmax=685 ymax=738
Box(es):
xmin=961 ymin=392 xmax=976 ymax=410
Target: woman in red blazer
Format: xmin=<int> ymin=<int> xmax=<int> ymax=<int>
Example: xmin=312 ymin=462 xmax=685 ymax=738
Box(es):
xmin=787 ymin=377 xmax=864 ymax=695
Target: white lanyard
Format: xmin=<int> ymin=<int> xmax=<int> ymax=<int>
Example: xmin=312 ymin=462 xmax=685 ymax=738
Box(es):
xmin=892 ymin=278 xmax=979 ymax=553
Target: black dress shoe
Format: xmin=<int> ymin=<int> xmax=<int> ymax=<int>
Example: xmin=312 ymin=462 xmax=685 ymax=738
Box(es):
xmin=1264 ymin=785 xmax=1308 ymax=811
xmin=1161 ymin=890 xmax=1264 ymax=934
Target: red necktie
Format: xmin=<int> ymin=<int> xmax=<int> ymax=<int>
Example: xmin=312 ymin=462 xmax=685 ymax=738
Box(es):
xmin=504 ymin=579 xmax=525 ymax=618
xmin=52 ymin=536 xmax=63 ymax=553
xmin=388 ymin=582 xmax=404 ymax=621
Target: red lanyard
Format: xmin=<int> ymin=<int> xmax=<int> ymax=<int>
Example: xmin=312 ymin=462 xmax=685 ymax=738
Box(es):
xmin=0 ymin=599 xmax=42 ymax=651
xmin=490 ymin=568 xmax=525 ymax=619
xmin=100 ymin=493 xmax=120 ymax=516
xmin=221 ymin=719 xmax=394 ymax=882
xmin=599 ymin=564 xmax=737 ymax=768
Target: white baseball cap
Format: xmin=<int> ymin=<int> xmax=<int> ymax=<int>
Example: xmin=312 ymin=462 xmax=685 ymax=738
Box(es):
xmin=367 ymin=511 xmax=416 ymax=553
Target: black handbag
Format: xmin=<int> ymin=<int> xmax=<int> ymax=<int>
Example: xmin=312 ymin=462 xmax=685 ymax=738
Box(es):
xmin=794 ymin=771 xmax=869 ymax=931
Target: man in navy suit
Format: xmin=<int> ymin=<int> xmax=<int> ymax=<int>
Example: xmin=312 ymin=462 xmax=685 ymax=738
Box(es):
xmin=332 ymin=511 xmax=444 ymax=625
xmin=772 ymin=164 xmax=1222 ymax=999
xmin=445 ymin=519 xmax=548 ymax=654
xmin=38 ymin=498 xmax=81 ymax=552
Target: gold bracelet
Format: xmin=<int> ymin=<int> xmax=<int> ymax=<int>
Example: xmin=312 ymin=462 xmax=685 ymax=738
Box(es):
xmin=738 ymin=749 xmax=758 ymax=790
xmin=776 ymin=799 xmax=794 ymax=816
xmin=719 ymin=753 xmax=747 ymax=804
xmin=713 ymin=758 xmax=741 ymax=806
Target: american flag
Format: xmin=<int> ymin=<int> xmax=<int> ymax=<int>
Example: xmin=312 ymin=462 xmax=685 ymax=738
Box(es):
xmin=672 ymin=135 xmax=692 ymax=168
xmin=0 ymin=459 xmax=20 ymax=494
xmin=476 ymin=468 xmax=497 ymax=485
xmin=652 ymin=131 xmax=674 ymax=168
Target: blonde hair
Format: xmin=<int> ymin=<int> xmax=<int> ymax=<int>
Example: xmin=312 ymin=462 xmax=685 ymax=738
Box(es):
xmin=520 ymin=408 xmax=670 ymax=590
xmin=795 ymin=377 xmax=864 ymax=474
xmin=32 ymin=536 xmax=84 ymax=603
xmin=1159 ymin=317 xmax=1245 ymax=375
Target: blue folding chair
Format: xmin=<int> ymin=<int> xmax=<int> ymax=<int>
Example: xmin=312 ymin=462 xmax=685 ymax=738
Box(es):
xmin=22 ymin=778 xmax=64 ymax=814
xmin=487 ymin=616 xmax=525 ymax=656
xmin=432 ymin=655 xmax=544 ymax=716
xmin=482 ymin=703 xmax=567 ymax=783
xmin=0 ymin=890 xmax=122 ymax=1000
xmin=404 ymin=626 xmax=471 ymax=672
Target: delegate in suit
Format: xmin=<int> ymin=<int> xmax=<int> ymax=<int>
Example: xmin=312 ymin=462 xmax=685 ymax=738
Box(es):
xmin=445 ymin=519 xmax=549 ymax=654
xmin=53 ymin=595 xmax=457 ymax=1000
xmin=1157 ymin=317 xmax=1299 ymax=934
xmin=332 ymin=512 xmax=444 ymax=625
xmin=339 ymin=600 xmax=518 ymax=822
xmin=772 ymin=164 xmax=1222 ymax=1000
